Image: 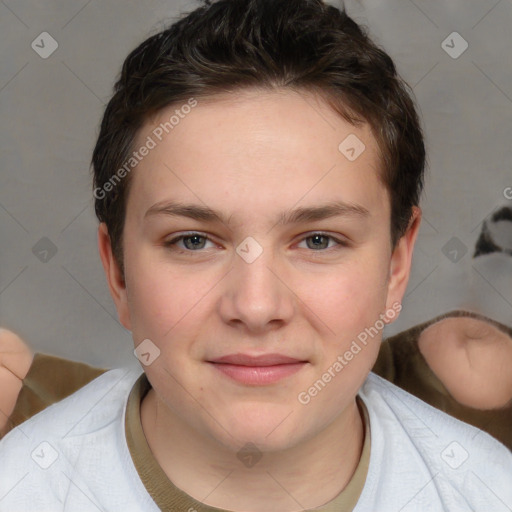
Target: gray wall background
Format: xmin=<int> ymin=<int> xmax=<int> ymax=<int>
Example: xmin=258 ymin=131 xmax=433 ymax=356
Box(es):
xmin=1 ymin=0 xmax=511 ymax=369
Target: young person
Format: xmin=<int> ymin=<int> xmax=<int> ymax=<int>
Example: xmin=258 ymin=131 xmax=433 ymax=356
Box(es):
xmin=0 ymin=1 xmax=511 ymax=510
xmin=3 ymin=315 xmax=512 ymax=451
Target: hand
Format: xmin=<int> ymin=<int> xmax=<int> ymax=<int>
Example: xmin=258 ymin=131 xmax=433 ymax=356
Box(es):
xmin=418 ymin=317 xmax=512 ymax=410
xmin=0 ymin=329 xmax=34 ymax=435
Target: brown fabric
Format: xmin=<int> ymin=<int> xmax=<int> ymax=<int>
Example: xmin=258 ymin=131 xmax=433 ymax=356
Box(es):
xmin=5 ymin=353 xmax=107 ymax=434
xmin=125 ymin=373 xmax=371 ymax=512
xmin=3 ymin=310 xmax=511 ymax=452
xmin=372 ymin=310 xmax=512 ymax=451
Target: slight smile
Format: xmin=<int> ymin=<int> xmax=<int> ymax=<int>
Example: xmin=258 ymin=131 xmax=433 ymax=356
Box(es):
xmin=207 ymin=353 xmax=309 ymax=386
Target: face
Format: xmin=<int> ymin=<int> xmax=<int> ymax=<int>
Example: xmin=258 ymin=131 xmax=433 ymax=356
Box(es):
xmin=99 ymin=88 xmax=419 ymax=452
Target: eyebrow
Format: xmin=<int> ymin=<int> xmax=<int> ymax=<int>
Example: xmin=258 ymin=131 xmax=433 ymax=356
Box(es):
xmin=144 ymin=200 xmax=370 ymax=226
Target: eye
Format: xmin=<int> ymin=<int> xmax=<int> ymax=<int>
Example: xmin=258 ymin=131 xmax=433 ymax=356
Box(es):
xmin=297 ymin=232 xmax=346 ymax=251
xmin=164 ymin=232 xmax=216 ymax=252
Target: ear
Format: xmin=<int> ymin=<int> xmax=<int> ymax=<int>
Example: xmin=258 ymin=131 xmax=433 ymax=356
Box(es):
xmin=385 ymin=207 xmax=422 ymax=320
xmin=97 ymin=223 xmax=131 ymax=330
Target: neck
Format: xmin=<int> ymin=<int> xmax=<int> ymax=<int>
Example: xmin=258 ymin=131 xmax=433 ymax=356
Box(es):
xmin=141 ymin=389 xmax=365 ymax=511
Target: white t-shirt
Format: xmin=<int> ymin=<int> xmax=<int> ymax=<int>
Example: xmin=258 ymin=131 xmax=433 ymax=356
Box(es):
xmin=0 ymin=368 xmax=511 ymax=512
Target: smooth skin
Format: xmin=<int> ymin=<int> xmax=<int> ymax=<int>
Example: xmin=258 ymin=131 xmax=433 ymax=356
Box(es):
xmin=1 ymin=91 xmax=509 ymax=509
xmin=98 ymin=87 xmax=420 ymax=511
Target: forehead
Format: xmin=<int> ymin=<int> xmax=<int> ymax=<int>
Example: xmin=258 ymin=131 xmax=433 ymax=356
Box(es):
xmin=127 ymin=88 xmax=386 ymax=222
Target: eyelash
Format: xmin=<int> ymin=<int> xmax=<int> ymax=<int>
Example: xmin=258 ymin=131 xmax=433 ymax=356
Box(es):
xmin=163 ymin=231 xmax=348 ymax=254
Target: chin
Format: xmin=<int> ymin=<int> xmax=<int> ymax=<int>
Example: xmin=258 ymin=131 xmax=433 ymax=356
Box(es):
xmin=212 ymin=406 xmax=303 ymax=453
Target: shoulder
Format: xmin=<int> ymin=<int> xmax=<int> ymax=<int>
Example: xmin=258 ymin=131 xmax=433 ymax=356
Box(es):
xmin=3 ymin=367 xmax=140 ymax=440
xmin=358 ymin=372 xmax=512 ymax=509
xmin=0 ymin=368 xmax=144 ymax=510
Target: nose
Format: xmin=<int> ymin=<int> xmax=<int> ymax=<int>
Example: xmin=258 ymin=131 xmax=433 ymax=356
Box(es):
xmin=218 ymin=245 xmax=295 ymax=334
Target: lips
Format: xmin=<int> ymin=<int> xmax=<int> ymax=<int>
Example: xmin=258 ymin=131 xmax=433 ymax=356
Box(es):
xmin=210 ymin=353 xmax=306 ymax=366
xmin=207 ymin=353 xmax=308 ymax=385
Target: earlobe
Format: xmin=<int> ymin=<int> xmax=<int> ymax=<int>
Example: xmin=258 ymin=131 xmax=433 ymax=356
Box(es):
xmin=97 ymin=223 xmax=132 ymax=330
xmin=385 ymin=207 xmax=422 ymax=318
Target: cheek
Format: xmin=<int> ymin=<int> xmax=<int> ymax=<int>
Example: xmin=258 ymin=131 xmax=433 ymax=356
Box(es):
xmin=296 ymin=263 xmax=388 ymax=413
xmin=124 ymin=254 xmax=192 ymax=340
xmin=124 ymin=252 xmax=223 ymax=351
xmin=295 ymin=258 xmax=390 ymax=340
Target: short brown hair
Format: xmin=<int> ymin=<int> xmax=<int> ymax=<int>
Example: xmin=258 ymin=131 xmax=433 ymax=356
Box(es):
xmin=92 ymin=0 xmax=425 ymax=274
